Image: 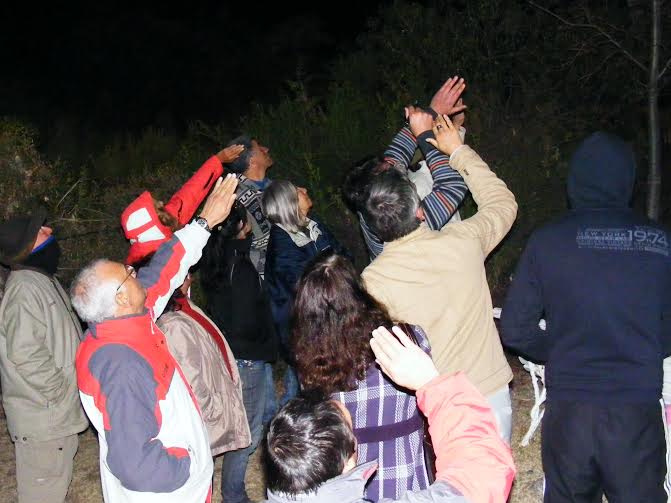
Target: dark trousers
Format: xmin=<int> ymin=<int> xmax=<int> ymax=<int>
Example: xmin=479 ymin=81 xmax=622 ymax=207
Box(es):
xmin=542 ymin=399 xmax=667 ymax=503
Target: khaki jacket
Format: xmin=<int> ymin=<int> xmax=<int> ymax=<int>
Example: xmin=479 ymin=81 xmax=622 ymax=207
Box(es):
xmin=158 ymin=301 xmax=251 ymax=456
xmin=363 ymin=146 xmax=517 ymax=396
xmin=0 ymin=269 xmax=88 ymax=441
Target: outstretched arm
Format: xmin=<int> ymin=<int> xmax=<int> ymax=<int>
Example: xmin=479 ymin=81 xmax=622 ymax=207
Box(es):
xmin=141 ymin=175 xmax=238 ymax=319
xmin=164 ymin=144 xmax=243 ymax=226
xmin=408 ymin=105 xmax=468 ymax=230
xmin=427 ymin=114 xmax=517 ymax=256
xmin=370 ymin=326 xmax=516 ymax=503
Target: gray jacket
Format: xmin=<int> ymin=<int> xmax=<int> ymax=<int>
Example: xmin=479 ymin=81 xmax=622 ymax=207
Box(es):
xmin=264 ymin=461 xmax=468 ymax=503
xmin=0 ymin=269 xmax=88 ymax=441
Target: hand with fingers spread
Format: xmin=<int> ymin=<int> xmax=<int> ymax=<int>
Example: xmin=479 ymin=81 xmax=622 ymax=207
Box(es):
xmin=216 ymin=144 xmax=245 ymax=164
xmin=405 ymin=105 xmax=434 ymax=137
xmin=429 ymin=76 xmax=467 ymax=117
xmin=426 ymin=114 xmax=463 ymax=156
xmin=370 ymin=326 xmax=439 ymax=391
xmin=197 ymin=174 xmax=238 ymax=229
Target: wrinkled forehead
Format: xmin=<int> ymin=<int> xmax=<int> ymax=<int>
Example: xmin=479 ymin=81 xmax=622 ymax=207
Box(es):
xmin=97 ymin=260 xmax=126 ymax=281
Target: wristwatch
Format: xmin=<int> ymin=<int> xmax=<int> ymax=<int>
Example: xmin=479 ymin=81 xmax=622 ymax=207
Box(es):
xmin=193 ymin=216 xmax=211 ymax=233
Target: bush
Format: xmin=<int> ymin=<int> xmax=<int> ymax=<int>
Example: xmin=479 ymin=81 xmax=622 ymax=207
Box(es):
xmin=2 ymin=0 xmax=667 ymax=295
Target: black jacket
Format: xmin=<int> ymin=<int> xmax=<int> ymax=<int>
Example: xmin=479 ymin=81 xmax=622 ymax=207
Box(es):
xmin=265 ymin=217 xmax=351 ymax=349
xmin=501 ymin=132 xmax=671 ymax=404
xmin=202 ymin=238 xmax=278 ymax=362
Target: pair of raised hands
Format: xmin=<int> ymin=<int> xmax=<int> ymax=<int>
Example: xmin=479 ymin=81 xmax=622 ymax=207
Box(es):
xmin=405 ymin=76 xmax=466 ymax=139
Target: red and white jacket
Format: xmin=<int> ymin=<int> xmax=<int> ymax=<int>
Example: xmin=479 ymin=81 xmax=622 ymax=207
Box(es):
xmin=121 ymin=155 xmax=223 ymax=265
xmin=76 ymin=223 xmax=213 ymax=503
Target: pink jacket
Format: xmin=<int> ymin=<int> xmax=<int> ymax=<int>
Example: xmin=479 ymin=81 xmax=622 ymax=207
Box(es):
xmin=420 ymin=372 xmax=516 ymax=503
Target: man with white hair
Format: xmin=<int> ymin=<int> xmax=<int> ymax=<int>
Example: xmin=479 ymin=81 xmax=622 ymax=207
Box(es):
xmin=71 ymin=175 xmax=238 ymax=503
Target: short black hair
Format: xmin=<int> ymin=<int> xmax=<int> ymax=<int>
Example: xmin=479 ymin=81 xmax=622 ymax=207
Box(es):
xmin=363 ymin=168 xmax=421 ymax=243
xmin=341 ymin=156 xmax=385 ymax=212
xmin=265 ymin=395 xmax=356 ymax=495
xmin=215 ymin=199 xmax=248 ymax=239
xmin=226 ymin=135 xmax=256 ymax=174
xmin=199 ymin=200 xmax=248 ymax=292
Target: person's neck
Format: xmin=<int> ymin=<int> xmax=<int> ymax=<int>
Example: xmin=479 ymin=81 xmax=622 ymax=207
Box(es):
xmin=114 ymin=305 xmax=145 ymax=318
xmin=244 ymin=165 xmax=267 ymax=182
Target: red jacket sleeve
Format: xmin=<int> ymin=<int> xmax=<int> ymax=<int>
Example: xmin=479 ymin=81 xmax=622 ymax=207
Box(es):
xmin=417 ymin=372 xmax=516 ymax=503
xmin=164 ymin=156 xmax=224 ymax=226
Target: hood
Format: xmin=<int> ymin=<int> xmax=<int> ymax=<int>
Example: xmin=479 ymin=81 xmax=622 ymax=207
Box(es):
xmin=265 ymin=461 xmax=377 ymax=503
xmin=121 ymin=191 xmax=173 ymax=265
xmin=567 ymin=132 xmax=636 ymax=209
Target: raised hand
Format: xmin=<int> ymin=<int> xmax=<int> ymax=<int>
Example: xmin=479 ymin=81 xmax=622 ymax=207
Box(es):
xmin=405 ymin=105 xmax=434 ymax=137
xmin=426 ymin=114 xmax=463 ymax=156
xmin=429 ymin=76 xmax=467 ymax=117
xmin=198 ymin=174 xmax=238 ymax=229
xmin=452 ymin=98 xmax=466 ymax=128
xmin=216 ymin=144 xmax=245 ymax=164
xmin=370 ymin=326 xmax=439 ymax=391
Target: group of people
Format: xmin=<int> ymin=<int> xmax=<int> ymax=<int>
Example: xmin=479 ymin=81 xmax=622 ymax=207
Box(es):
xmin=0 ymin=74 xmax=668 ymax=503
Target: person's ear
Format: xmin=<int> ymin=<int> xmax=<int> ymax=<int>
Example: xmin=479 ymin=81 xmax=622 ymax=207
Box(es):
xmin=115 ymin=290 xmax=129 ymax=307
xmin=416 ymin=206 xmax=426 ymax=221
xmin=342 ymin=449 xmax=357 ymax=474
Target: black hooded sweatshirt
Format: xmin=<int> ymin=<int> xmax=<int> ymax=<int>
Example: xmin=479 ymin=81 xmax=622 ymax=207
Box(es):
xmin=501 ymin=132 xmax=671 ymax=404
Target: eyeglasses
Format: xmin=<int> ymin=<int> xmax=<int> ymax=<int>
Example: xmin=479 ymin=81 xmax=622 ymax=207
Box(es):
xmin=116 ymin=264 xmax=136 ymax=293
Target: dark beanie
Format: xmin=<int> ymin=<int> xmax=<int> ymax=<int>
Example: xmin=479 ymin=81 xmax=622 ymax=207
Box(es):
xmin=0 ymin=208 xmax=47 ymax=266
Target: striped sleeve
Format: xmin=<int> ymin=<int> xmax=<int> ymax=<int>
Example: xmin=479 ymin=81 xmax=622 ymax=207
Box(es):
xmin=357 ymin=126 xmax=418 ymax=260
xmin=383 ymin=127 xmax=417 ymax=169
xmin=416 ymin=130 xmax=468 ymax=230
xmin=139 ymin=222 xmax=210 ymax=320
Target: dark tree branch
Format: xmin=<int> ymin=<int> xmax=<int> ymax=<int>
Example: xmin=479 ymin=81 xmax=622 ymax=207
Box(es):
xmin=527 ymin=0 xmax=648 ymax=73
xmin=659 ymin=54 xmax=671 ymax=80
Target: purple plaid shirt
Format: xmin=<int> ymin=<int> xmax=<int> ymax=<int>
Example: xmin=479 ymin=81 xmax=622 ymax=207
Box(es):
xmin=333 ymin=325 xmax=431 ymax=500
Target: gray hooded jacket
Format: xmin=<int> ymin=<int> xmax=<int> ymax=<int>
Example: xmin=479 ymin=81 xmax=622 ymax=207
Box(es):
xmin=263 ymin=461 xmax=468 ymax=503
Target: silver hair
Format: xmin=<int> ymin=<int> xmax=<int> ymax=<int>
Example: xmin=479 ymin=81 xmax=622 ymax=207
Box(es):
xmin=363 ymin=169 xmax=421 ymax=243
xmin=261 ymin=180 xmax=307 ymax=233
xmin=70 ymin=259 xmax=119 ymax=324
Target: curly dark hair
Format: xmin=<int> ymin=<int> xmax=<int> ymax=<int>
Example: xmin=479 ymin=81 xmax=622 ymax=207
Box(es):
xmin=291 ymin=251 xmax=394 ymax=396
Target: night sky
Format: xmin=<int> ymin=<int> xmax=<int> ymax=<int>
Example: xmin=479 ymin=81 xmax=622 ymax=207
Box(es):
xmin=1 ymin=2 xmax=394 ymax=135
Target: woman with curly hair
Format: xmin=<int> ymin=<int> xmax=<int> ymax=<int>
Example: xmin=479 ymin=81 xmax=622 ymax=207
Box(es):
xmin=291 ymin=251 xmax=431 ymax=501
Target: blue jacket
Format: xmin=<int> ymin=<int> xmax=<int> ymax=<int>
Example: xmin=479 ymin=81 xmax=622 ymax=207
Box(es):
xmin=501 ymin=132 xmax=671 ymax=404
xmin=265 ymin=217 xmax=350 ymax=350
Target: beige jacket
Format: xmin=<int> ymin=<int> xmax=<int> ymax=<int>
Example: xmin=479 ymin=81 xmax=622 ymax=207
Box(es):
xmin=362 ymin=145 xmax=517 ymax=396
xmin=0 ymin=269 xmax=88 ymax=442
xmin=158 ymin=300 xmax=251 ymax=456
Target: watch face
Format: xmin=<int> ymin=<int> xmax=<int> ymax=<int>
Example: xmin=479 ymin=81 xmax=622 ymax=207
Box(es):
xmin=195 ymin=217 xmax=209 ymax=230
